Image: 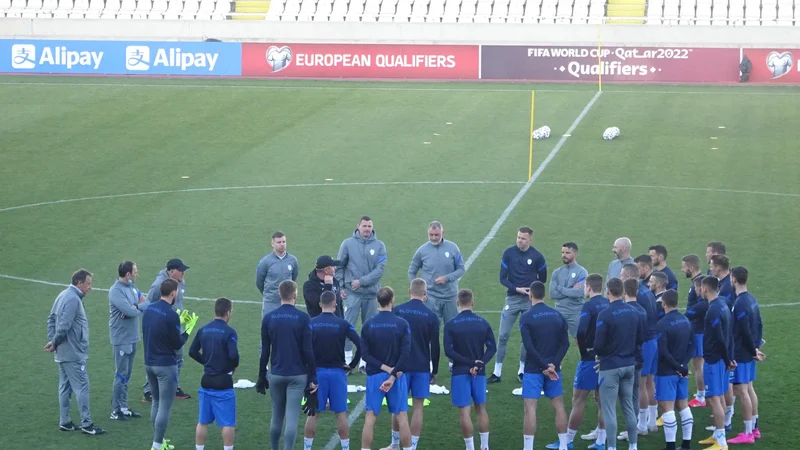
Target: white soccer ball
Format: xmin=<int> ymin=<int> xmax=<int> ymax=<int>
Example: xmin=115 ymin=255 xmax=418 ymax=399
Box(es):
xmin=603 ymin=126 xmax=620 ymax=140
xmin=532 ymin=126 xmax=551 ymax=140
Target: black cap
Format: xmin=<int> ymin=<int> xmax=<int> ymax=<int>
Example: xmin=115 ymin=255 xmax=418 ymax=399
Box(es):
xmin=315 ymin=255 xmax=341 ymax=269
xmin=166 ymin=258 xmax=190 ymax=272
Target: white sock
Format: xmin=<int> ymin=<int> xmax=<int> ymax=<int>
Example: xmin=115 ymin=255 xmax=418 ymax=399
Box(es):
xmin=557 ymin=432 xmax=568 ymax=450
xmin=196 ymin=446 xmax=204 ymax=450
xmin=596 ymin=428 xmax=607 ymax=446
xmin=566 ymin=428 xmax=577 ymax=443
xmin=493 ymin=362 xmax=503 ymax=377
xmin=403 ymin=447 xmax=412 ymax=450
xmin=753 ymin=414 xmax=759 ymax=428
xmin=523 ymin=435 xmax=534 ymax=450
xmin=662 ymin=410 xmax=677 ymax=442
xmin=648 ymin=405 xmax=658 ymax=428
xmin=715 ymin=428 xmax=727 ymax=446
xmin=152 ymin=443 xmax=162 ymax=450
xmin=725 ymin=405 xmax=734 ymax=427
xmin=744 ymin=419 xmax=753 ymax=434
xmin=628 ymin=443 xmax=638 ymax=450
xmin=680 ymin=407 xmax=694 ymax=441
xmin=340 ymin=439 xmax=349 ymax=450
xmin=518 ymin=361 xmax=525 ymax=374
xmin=224 ymin=446 xmax=233 ymax=450
xmin=464 ymin=436 xmax=475 ymax=450
xmin=411 ymin=435 xmax=419 ymax=450
xmin=697 ymin=390 xmax=706 ymax=400
xmin=345 ymin=350 xmax=353 ymax=363
xmin=638 ymin=408 xmax=648 ymax=431
xmin=479 ymin=431 xmax=489 ymax=449
xmin=304 ymin=437 xmax=313 ymax=449
xmin=391 ymin=430 xmax=401 ymax=447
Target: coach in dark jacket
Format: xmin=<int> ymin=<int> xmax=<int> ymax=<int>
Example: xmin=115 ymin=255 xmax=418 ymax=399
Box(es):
xmin=303 ymin=255 xmax=345 ymax=318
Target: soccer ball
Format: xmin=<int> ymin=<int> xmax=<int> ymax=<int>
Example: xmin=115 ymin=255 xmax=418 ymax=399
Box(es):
xmin=532 ymin=126 xmax=551 ymax=140
xmin=602 ymin=127 xmax=620 ymax=140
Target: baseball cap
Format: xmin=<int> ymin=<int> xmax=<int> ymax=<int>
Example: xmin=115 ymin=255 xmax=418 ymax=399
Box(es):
xmin=315 ymin=255 xmax=341 ymax=269
xmin=166 ymin=258 xmax=190 ymax=272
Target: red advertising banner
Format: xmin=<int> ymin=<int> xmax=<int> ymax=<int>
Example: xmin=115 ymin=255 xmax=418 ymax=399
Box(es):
xmin=480 ymin=46 xmax=740 ymax=83
xmin=741 ymin=49 xmax=799 ymax=83
xmin=241 ymin=43 xmax=479 ymax=79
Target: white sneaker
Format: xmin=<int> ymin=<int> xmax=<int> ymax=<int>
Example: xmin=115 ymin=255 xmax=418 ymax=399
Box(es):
xmin=706 ymin=425 xmax=716 ymax=431
xmin=618 ymin=431 xmax=628 ymax=441
xmin=581 ymin=429 xmax=598 ymax=440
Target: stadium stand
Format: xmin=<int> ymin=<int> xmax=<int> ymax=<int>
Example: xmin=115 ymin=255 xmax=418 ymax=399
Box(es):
xmin=0 ymin=0 xmax=796 ymax=25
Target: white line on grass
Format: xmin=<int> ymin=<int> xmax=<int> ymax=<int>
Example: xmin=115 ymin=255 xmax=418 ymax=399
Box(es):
xmin=1 ymin=81 xmax=800 ymax=96
xmin=0 ymin=181 xmax=522 ymax=213
xmin=321 ymin=89 xmax=603 ymax=450
xmin=537 ymin=182 xmax=800 ymax=199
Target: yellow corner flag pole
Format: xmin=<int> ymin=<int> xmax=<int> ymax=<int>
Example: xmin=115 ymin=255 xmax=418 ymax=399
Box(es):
xmin=528 ymin=90 xmax=535 ymax=181
xmin=597 ymin=24 xmax=603 ymax=92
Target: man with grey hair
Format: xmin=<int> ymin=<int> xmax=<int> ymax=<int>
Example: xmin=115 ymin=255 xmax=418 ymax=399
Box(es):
xmin=607 ymin=237 xmax=634 ymax=281
xmin=337 ymin=216 xmax=388 ymax=373
xmin=408 ymin=221 xmax=465 ymax=325
xmin=45 ymin=269 xmax=107 ymax=435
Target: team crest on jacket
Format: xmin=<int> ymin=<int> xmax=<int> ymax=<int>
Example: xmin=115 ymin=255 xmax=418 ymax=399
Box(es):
xmin=571 ymin=273 xmax=576 ymax=278
xmin=445 ymin=251 xmax=450 ymax=257
xmin=370 ymin=249 xmax=375 ymax=255
xmin=288 ymin=265 xmax=293 ymax=271
xmin=527 ymin=259 xmax=532 ymax=265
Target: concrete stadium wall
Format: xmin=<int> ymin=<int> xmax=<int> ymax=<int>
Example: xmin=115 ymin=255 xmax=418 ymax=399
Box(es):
xmin=1 ymin=18 xmax=800 ymax=47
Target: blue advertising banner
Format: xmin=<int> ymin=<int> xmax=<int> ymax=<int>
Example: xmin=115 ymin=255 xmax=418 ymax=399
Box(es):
xmin=0 ymin=39 xmax=242 ymax=76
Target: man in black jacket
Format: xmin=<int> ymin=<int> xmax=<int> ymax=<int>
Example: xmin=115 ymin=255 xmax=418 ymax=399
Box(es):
xmin=304 ymin=255 xmax=345 ymax=318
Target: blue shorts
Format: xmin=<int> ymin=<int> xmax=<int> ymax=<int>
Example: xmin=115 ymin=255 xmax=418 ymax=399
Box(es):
xmin=641 ymin=339 xmax=658 ymax=376
xmin=655 ymin=375 xmax=689 ymax=401
xmin=317 ymin=368 xmax=348 ymax=413
xmin=731 ymin=361 xmax=755 ymax=385
xmin=523 ymin=372 xmax=563 ymax=399
xmin=451 ymin=375 xmax=487 ymax=408
xmin=692 ymin=334 xmax=704 ymax=358
xmin=406 ymin=372 xmax=431 ymax=399
xmin=573 ymin=360 xmax=599 ymax=391
xmin=366 ymin=373 xmax=408 ymax=416
xmin=198 ymin=388 xmax=236 ymax=427
xmin=703 ymin=360 xmax=731 ymax=397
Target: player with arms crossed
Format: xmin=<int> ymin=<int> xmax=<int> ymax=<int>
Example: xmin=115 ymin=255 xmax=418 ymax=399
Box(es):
xmin=360 ymin=287 xmax=412 ymax=450
xmin=445 ymin=289 xmax=496 ymax=450
xmin=189 ymin=297 xmax=239 ymax=450
xmin=655 ymin=290 xmax=695 ymax=450
xmin=303 ymin=290 xmax=362 ymax=450
xmin=520 ymin=281 xmax=571 ymax=450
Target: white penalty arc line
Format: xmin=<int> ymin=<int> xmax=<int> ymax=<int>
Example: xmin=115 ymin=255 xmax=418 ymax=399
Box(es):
xmin=0 ymin=181 xmax=522 ymax=213
xmin=1 ymin=81 xmax=800 ymax=96
xmin=321 ymin=89 xmax=604 ymax=450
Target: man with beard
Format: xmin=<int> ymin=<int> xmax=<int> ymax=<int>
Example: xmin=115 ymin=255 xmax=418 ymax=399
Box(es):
xmin=549 ymin=242 xmax=588 ymax=338
xmin=649 ymin=245 xmax=678 ymax=291
xmin=607 ymin=237 xmax=634 ymax=281
xmin=681 ymin=254 xmax=703 ymax=308
xmin=304 ymin=255 xmax=345 ymax=318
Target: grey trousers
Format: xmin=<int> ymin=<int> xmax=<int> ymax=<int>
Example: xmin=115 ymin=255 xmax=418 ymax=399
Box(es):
xmin=144 ymin=348 xmax=182 ymax=394
xmin=269 ymin=373 xmax=307 ymax=450
xmin=58 ymin=361 xmax=93 ymax=427
xmin=428 ymin=295 xmax=458 ymax=325
xmin=599 ymin=365 xmax=639 ymax=448
xmin=145 ymin=365 xmax=178 ymax=445
xmin=632 ymin=366 xmax=642 ymax=413
xmin=112 ymin=344 xmax=136 ymax=411
xmin=554 ymin=303 xmax=582 ymax=339
xmin=344 ymin=293 xmax=377 ymax=352
xmin=496 ymin=294 xmax=530 ymax=365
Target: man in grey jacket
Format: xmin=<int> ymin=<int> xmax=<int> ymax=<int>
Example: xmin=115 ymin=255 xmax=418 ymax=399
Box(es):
xmin=143 ymin=258 xmax=190 ymax=402
xmin=408 ymin=221 xmax=465 ymax=325
xmin=256 ymin=231 xmax=299 ymax=317
xmin=336 ymin=216 xmax=387 ymax=372
xmin=607 ymin=237 xmax=634 ymax=281
xmin=549 ymin=242 xmax=588 ymax=338
xmin=109 ymin=260 xmax=147 ymax=421
xmin=45 ymin=269 xmax=107 ymax=435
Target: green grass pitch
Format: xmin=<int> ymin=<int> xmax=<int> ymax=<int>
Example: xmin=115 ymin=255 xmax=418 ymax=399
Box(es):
xmin=0 ymin=76 xmax=799 ymax=450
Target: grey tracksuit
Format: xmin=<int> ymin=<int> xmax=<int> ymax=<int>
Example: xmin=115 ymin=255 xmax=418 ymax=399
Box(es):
xmin=256 ymin=252 xmax=299 ymax=317
xmin=144 ymin=270 xmax=186 ymax=394
xmin=407 ymin=239 xmax=465 ymax=324
xmin=607 ymin=256 xmax=635 ymax=282
xmin=109 ymin=280 xmax=145 ymax=412
xmin=549 ymin=262 xmax=588 ymax=338
xmin=47 ymin=285 xmax=93 ymax=427
xmin=336 ymin=229 xmax=387 ymax=352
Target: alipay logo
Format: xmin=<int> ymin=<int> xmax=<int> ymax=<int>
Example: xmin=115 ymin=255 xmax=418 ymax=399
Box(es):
xmin=126 ymin=45 xmax=150 ymax=71
xmin=11 ymin=44 xmax=37 ymax=69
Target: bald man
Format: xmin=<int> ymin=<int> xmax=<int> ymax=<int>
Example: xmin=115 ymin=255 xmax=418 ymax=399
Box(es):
xmin=607 ymin=238 xmax=634 ymax=281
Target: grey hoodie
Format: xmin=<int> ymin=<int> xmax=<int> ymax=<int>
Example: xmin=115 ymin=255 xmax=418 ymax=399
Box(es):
xmin=256 ymin=251 xmax=299 ymax=306
xmin=146 ymin=269 xmax=186 ymax=312
xmin=109 ymin=280 xmax=145 ymax=346
xmin=47 ymin=285 xmax=89 ymax=363
xmin=336 ymin=229 xmax=387 ymax=296
xmin=408 ymin=239 xmax=465 ymax=299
